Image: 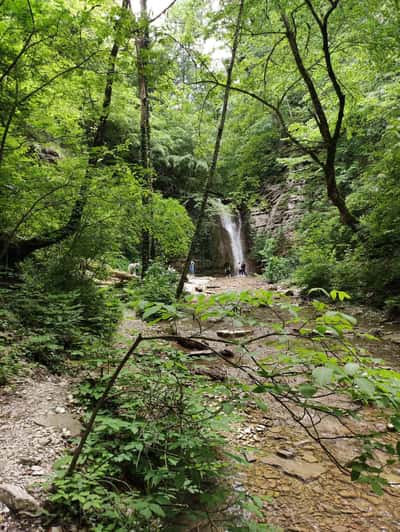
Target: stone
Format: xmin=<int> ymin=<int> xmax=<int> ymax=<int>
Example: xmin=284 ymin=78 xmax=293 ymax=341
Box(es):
xmin=276 ymin=448 xmax=295 ymax=459
xmin=54 ymin=406 xmax=66 ymax=414
xmin=302 ymin=451 xmax=318 ymax=463
xmin=216 ymin=329 xmax=254 ymax=338
xmin=0 ymin=484 xmax=40 ymax=513
xmin=384 ymin=333 xmax=400 ymax=344
xmin=19 ymin=456 xmax=40 ymax=466
xmin=34 ymin=413 xmax=82 ymax=437
xmin=269 ymin=426 xmax=282 ymax=434
xmin=338 ymin=489 xmax=357 ymax=499
xmin=188 ymin=350 xmax=215 ymax=357
xmin=220 ymin=348 xmax=235 ymax=358
xmin=244 ymin=451 xmax=257 ymax=463
xmin=176 ymin=336 xmax=209 ymax=350
xmin=31 ymin=466 xmax=45 ymax=476
xmin=260 ymin=454 xmax=326 ymax=482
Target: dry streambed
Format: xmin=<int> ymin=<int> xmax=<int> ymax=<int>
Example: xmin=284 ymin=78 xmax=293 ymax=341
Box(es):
xmin=1 ymin=276 xmax=400 ymax=531
xmin=176 ymin=276 xmax=400 ymax=531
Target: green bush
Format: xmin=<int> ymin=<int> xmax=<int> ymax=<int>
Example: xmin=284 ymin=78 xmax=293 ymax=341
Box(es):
xmin=50 ymin=349 xmax=232 ymax=530
xmin=0 ymin=263 xmax=122 ymax=372
xmin=127 ymin=261 xmax=179 ymax=318
xmin=257 ymin=237 xmax=294 ymax=283
xmin=294 ymin=245 xmax=335 ymax=291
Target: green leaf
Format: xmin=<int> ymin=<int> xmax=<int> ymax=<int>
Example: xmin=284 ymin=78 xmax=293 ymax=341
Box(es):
xmin=298 ymin=383 xmax=317 ymax=397
xmin=344 ymin=362 xmax=360 ymax=376
xmin=354 ymin=377 xmax=375 ymax=397
xmin=313 ymin=366 xmax=334 ymax=386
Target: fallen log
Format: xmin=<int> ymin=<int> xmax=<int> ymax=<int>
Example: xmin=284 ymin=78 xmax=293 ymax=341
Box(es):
xmin=216 ymin=329 xmax=253 ymax=339
xmin=175 ymin=337 xmax=210 ymax=350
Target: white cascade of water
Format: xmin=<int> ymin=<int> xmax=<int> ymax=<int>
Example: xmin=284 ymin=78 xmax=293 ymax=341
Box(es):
xmin=216 ymin=200 xmax=245 ymax=274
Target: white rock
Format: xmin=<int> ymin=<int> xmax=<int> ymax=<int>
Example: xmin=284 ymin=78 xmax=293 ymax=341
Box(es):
xmin=0 ymin=484 xmax=40 ymax=512
xmin=31 ymin=466 xmax=45 ymax=476
xmin=55 ymin=406 xmax=66 ymax=414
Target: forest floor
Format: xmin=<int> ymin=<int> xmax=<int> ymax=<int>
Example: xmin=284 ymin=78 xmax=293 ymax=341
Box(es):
xmin=1 ymin=274 xmax=400 ymax=531
xmin=0 ymin=368 xmax=81 ymax=531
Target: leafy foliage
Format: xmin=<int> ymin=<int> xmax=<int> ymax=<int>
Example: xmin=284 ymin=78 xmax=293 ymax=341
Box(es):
xmin=50 ymin=349 xmax=237 ymax=530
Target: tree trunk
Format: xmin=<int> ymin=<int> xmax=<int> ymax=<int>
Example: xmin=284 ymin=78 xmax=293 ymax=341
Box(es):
xmin=281 ymin=2 xmax=359 ymax=231
xmin=136 ymin=0 xmax=153 ymax=277
xmin=176 ymin=0 xmax=245 ymax=298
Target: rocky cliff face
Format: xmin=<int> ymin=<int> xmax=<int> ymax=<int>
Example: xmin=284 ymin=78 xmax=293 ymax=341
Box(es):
xmin=250 ymin=176 xmax=304 ymax=240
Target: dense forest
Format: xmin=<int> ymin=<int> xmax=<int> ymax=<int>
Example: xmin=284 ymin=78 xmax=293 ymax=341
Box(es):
xmin=1 ymin=0 xmax=400 ymax=531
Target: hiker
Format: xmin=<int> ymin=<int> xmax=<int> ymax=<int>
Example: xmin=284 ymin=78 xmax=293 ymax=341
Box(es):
xmin=239 ymin=262 xmax=247 ymax=276
xmin=189 ymin=260 xmax=196 ymax=275
xmin=224 ymin=262 xmax=232 ymax=277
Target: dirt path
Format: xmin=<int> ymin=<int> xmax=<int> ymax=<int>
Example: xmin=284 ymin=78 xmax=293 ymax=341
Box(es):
xmin=0 ymin=368 xmax=80 ymax=531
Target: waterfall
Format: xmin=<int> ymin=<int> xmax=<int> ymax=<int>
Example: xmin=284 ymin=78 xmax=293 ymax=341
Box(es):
xmin=215 ymin=200 xmax=245 ymax=274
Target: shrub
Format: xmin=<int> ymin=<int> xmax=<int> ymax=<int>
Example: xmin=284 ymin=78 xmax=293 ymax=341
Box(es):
xmin=50 ymin=349 xmax=233 ymax=530
xmin=127 ymin=261 xmax=179 ymax=318
xmin=0 ymin=266 xmax=121 ymax=372
xmin=257 ymin=237 xmax=294 ymax=283
xmin=294 ymin=245 xmax=335 ymax=291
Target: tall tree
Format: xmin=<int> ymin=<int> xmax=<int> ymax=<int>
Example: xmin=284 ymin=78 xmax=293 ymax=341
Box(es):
xmin=176 ymin=0 xmax=246 ymax=298
xmin=0 ymin=0 xmax=133 ymax=268
xmin=135 ymin=0 xmax=153 ymax=276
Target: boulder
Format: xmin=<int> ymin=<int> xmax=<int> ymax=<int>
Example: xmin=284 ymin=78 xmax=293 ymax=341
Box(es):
xmin=0 ymin=484 xmax=40 ymax=513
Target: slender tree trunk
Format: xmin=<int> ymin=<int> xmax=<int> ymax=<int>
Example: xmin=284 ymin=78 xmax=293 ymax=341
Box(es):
xmin=0 ymin=0 xmax=131 ymax=268
xmin=65 ymin=334 xmax=143 ymax=477
xmin=135 ymin=0 xmax=153 ymax=277
xmin=176 ymin=0 xmax=245 ymax=299
xmin=281 ymin=2 xmax=359 ymax=230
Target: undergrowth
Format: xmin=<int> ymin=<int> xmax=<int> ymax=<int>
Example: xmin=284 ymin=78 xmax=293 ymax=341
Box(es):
xmin=49 ymin=347 xmax=266 ymax=531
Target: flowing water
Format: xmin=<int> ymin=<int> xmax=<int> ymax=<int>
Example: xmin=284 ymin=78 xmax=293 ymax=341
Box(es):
xmin=215 ymin=200 xmax=245 ymax=274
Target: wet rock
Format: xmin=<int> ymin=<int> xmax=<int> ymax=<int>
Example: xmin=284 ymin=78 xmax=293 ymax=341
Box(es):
xmin=260 ymin=454 xmax=326 ymax=482
xmin=0 ymin=484 xmax=40 ymax=513
xmin=216 ymin=329 xmax=254 ymax=338
xmin=54 ymin=407 xmax=66 ymax=414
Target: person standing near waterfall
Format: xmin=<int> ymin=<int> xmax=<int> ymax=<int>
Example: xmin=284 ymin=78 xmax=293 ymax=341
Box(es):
xmin=239 ymin=262 xmax=247 ymax=276
xmin=189 ymin=260 xmax=196 ymax=275
xmin=224 ymin=262 xmax=232 ymax=277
